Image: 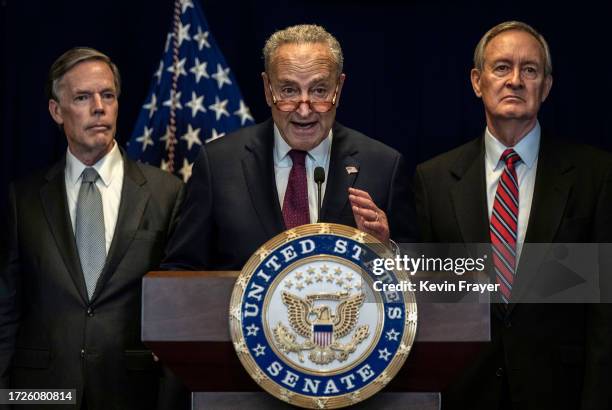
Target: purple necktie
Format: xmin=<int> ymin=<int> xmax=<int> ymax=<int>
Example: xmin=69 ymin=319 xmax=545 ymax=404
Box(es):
xmin=282 ymin=150 xmax=309 ymax=229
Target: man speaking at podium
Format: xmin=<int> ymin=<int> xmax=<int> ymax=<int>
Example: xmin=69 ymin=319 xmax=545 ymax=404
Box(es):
xmin=415 ymin=21 xmax=612 ymax=410
xmin=163 ymin=24 xmax=417 ymax=270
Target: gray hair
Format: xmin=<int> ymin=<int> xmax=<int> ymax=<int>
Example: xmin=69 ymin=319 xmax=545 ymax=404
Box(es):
xmin=473 ymin=21 xmax=552 ymax=76
xmin=46 ymin=47 xmax=121 ymax=101
xmin=263 ymin=24 xmax=344 ymax=75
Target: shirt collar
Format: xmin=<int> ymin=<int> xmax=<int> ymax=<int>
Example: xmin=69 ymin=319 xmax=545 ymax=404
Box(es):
xmin=484 ymin=121 xmax=540 ymax=172
xmin=273 ymin=124 xmax=332 ymax=166
xmin=65 ymin=141 xmax=122 ymax=187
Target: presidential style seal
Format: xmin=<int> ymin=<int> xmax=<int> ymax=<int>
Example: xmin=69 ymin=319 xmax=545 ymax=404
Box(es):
xmin=229 ymin=223 xmax=417 ymax=408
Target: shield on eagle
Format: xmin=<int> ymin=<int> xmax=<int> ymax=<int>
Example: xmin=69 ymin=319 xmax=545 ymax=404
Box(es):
xmin=313 ymin=324 xmax=333 ymax=347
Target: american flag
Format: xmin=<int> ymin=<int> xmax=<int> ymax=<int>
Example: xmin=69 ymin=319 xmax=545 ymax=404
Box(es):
xmin=127 ymin=0 xmax=254 ymax=182
xmin=313 ymin=324 xmax=333 ymax=347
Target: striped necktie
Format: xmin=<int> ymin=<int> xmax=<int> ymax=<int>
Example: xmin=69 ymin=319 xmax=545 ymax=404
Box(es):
xmin=490 ymin=149 xmax=521 ymax=304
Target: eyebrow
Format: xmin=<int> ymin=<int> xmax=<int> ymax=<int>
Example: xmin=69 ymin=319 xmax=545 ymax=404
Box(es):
xmin=276 ymin=77 xmax=332 ymax=87
xmin=490 ymin=58 xmax=540 ymax=66
xmin=73 ymin=87 xmax=115 ymax=94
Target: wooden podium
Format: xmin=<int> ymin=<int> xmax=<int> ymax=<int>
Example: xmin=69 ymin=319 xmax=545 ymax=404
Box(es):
xmin=142 ymin=271 xmax=490 ymax=409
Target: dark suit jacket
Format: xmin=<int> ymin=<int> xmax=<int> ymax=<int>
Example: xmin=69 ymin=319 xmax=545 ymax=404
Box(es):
xmin=414 ymin=135 xmax=612 ymax=410
xmin=163 ymin=119 xmax=417 ymax=270
xmin=0 ymin=154 xmax=184 ymax=410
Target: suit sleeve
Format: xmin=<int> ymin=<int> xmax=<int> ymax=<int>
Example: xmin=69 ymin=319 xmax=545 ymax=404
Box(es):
xmin=166 ymin=182 xmax=185 ymax=242
xmin=581 ymin=159 xmax=612 ymax=410
xmin=156 ymin=367 xmax=188 ymax=410
xmin=413 ymin=165 xmax=434 ymax=242
xmin=161 ymin=147 xmax=214 ymax=270
xmin=385 ymin=153 xmax=418 ymax=243
xmin=0 ymin=184 xmax=21 ymax=390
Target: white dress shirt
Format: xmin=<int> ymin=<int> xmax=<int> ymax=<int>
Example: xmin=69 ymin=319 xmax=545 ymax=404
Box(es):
xmin=274 ymin=125 xmax=332 ymax=224
xmin=65 ymin=141 xmax=124 ymax=253
xmin=485 ymin=122 xmax=540 ymax=259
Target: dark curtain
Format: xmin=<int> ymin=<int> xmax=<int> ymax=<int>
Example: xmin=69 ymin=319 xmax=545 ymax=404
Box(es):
xmin=1 ymin=0 xmax=610 ymax=218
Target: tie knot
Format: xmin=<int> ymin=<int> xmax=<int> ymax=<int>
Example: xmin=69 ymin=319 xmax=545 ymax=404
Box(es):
xmin=501 ymin=149 xmax=520 ymax=166
xmin=81 ymin=167 xmax=100 ymax=183
xmin=288 ymin=150 xmax=307 ymax=166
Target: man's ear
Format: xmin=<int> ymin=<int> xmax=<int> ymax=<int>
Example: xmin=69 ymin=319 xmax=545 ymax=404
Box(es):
xmin=334 ymin=73 xmax=346 ymax=108
xmin=48 ymin=99 xmax=64 ymax=125
xmin=470 ymin=68 xmax=483 ymax=98
xmin=262 ymin=72 xmax=273 ymax=107
xmin=541 ymin=74 xmax=553 ymax=103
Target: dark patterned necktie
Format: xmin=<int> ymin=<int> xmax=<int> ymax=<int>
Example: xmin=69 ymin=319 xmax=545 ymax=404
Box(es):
xmin=490 ymin=149 xmax=521 ymax=304
xmin=75 ymin=167 xmax=106 ymax=299
xmin=282 ymin=150 xmax=309 ymax=229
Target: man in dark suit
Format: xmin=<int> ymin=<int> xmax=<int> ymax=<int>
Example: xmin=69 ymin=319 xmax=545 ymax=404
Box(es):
xmin=163 ymin=24 xmax=416 ymax=270
xmin=414 ymin=21 xmax=612 ymax=410
xmin=0 ymin=48 xmax=185 ymax=409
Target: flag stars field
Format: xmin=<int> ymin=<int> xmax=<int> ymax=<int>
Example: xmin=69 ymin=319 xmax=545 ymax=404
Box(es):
xmin=205 ymin=128 xmax=225 ymax=143
xmin=142 ymin=94 xmax=157 ymax=119
xmin=166 ymin=57 xmax=187 ymax=78
xmin=193 ymin=26 xmax=210 ymax=50
xmin=154 ymin=61 xmax=164 ymax=83
xmin=212 ymin=63 xmax=232 ymax=89
xmin=163 ymin=90 xmax=182 ymax=110
xmin=176 ymin=22 xmax=191 ymax=46
xmin=190 ymin=57 xmax=209 ymax=83
xmin=234 ymin=100 xmax=254 ymax=125
xmin=136 ymin=126 xmax=154 ymax=151
xmin=186 ymin=92 xmax=206 ymax=118
xmin=178 ymin=158 xmax=193 ymax=182
xmin=209 ymin=96 xmax=229 ymax=120
xmin=179 ymin=0 xmax=194 ymax=13
xmin=159 ymin=126 xmax=173 ymax=150
xmin=128 ymin=0 xmax=254 ymax=180
xmin=164 ymin=32 xmax=172 ymax=52
xmin=181 ymin=124 xmax=203 ymax=150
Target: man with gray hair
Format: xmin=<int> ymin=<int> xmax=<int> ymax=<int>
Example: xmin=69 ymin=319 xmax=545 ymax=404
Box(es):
xmin=163 ymin=24 xmax=416 ymax=270
xmin=414 ymin=21 xmax=612 ymax=410
xmin=0 ymin=47 xmax=186 ymax=409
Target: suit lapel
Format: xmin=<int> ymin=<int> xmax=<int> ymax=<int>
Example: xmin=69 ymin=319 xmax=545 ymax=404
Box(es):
xmin=510 ymin=137 xmax=573 ymax=309
xmin=450 ymin=138 xmax=490 ymax=243
xmin=448 ymin=138 xmax=504 ymax=316
xmin=40 ymin=159 xmax=89 ymax=304
xmin=91 ymin=157 xmax=150 ymax=302
xmin=242 ymin=119 xmax=285 ymax=236
xmin=320 ymin=123 xmax=359 ymax=222
xmin=522 ymin=138 xmax=573 ymax=244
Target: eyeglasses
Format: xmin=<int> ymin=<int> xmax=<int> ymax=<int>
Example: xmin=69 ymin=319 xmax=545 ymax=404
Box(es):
xmin=268 ymin=82 xmax=339 ymax=113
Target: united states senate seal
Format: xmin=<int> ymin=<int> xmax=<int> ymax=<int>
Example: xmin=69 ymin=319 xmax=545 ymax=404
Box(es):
xmin=229 ymin=223 xmax=417 ymax=408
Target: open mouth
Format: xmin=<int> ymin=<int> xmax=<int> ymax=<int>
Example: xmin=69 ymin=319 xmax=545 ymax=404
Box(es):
xmin=291 ymin=121 xmax=317 ymax=130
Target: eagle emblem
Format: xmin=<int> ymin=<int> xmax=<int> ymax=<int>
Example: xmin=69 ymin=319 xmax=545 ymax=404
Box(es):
xmin=273 ymin=290 xmax=370 ymax=365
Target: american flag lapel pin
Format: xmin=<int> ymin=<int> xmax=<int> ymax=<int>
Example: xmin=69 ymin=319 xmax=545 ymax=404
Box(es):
xmin=345 ymin=166 xmax=358 ymax=175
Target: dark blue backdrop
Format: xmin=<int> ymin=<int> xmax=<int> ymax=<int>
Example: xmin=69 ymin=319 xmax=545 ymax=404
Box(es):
xmin=1 ymin=0 xmax=611 ymax=216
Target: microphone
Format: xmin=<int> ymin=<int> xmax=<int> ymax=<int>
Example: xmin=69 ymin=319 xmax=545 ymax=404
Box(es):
xmin=314 ymin=167 xmax=325 ymax=223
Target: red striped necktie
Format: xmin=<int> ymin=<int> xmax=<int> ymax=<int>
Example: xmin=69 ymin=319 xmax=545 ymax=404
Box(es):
xmin=490 ymin=149 xmax=521 ymax=304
